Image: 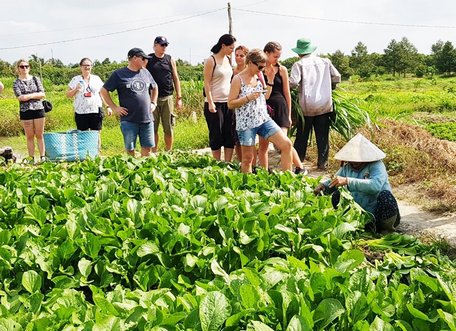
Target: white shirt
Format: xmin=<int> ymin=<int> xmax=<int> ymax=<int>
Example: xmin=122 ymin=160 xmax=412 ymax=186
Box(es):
xmin=68 ymin=74 xmax=104 ymax=114
xmin=289 ymin=54 xmax=341 ymax=116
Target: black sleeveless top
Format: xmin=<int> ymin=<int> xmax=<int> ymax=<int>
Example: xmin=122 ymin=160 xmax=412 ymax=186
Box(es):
xmin=264 ymin=64 xmax=290 ymax=127
xmin=146 ymin=53 xmax=174 ymax=97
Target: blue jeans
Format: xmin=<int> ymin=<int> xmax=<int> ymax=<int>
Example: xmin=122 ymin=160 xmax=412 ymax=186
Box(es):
xmin=237 ymin=119 xmax=281 ymax=146
xmin=120 ymin=121 xmax=155 ymax=151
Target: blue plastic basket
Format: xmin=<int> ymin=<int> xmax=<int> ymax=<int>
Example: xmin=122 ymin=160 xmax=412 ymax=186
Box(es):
xmin=44 ymin=130 xmax=99 ymax=161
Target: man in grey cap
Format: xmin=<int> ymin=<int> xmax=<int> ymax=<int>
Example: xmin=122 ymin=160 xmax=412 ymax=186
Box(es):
xmin=289 ymin=38 xmax=341 ymax=170
xmin=146 ymin=36 xmax=183 ymax=152
xmin=101 ymin=48 xmax=158 ymax=156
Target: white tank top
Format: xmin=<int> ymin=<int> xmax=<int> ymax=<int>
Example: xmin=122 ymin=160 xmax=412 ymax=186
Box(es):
xmin=206 ymin=56 xmax=232 ymax=102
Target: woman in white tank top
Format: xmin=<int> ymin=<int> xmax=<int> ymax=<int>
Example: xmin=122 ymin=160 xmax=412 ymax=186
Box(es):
xmin=203 ymin=34 xmax=236 ymax=162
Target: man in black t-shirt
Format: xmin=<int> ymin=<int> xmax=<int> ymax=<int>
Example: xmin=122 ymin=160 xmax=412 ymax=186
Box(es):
xmin=146 ymin=36 xmax=183 ymax=152
xmin=101 ymin=48 xmax=158 ymax=156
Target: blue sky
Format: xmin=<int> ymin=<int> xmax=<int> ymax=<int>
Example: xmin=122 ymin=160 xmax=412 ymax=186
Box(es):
xmin=1 ymin=0 xmax=455 ymax=65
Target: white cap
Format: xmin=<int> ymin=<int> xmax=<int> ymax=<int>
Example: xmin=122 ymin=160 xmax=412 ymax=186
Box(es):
xmin=334 ymin=133 xmax=386 ymax=162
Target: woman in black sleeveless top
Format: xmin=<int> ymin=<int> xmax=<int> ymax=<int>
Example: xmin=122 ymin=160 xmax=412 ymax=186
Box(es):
xmin=257 ymin=42 xmax=306 ymax=174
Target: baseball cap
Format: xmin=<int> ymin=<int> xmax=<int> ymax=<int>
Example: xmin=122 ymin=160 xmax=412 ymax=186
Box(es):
xmin=127 ymin=48 xmax=152 ymax=59
xmin=154 ymin=36 xmax=169 ymax=46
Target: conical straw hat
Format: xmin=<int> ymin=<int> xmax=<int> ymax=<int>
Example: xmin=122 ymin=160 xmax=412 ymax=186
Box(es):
xmin=334 ymin=133 xmax=386 ymax=162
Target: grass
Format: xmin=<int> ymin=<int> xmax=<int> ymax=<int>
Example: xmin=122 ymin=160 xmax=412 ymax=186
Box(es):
xmin=0 ymin=116 xmax=209 ymax=157
xmin=340 ymin=76 xmax=456 ymax=128
xmin=0 ymin=76 xmax=208 ymax=155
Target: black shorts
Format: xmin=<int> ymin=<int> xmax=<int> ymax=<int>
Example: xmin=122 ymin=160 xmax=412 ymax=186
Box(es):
xmin=75 ymin=108 xmax=103 ymax=130
xmin=20 ymin=109 xmax=45 ymax=120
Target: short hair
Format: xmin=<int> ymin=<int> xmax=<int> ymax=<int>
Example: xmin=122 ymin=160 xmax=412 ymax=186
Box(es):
xmin=235 ymin=45 xmax=249 ymax=56
xmin=15 ymin=59 xmax=29 ymax=74
xmin=79 ymin=58 xmax=92 ymax=66
xmin=246 ymin=49 xmax=267 ymax=65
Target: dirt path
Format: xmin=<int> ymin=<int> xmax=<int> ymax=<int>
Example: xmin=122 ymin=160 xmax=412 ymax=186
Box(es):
xmin=395 ymin=201 xmax=456 ymax=247
xmin=196 ymin=147 xmax=456 ymax=247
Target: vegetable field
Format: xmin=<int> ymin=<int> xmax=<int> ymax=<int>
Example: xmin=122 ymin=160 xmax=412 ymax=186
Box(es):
xmin=0 ymin=154 xmax=456 ymax=330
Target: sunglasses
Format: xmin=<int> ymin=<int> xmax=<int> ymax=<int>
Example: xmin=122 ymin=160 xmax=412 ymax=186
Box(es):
xmin=254 ymin=63 xmax=265 ymax=71
xmin=81 ymin=64 xmax=92 ymax=67
xmin=19 ymin=65 xmax=30 ymax=69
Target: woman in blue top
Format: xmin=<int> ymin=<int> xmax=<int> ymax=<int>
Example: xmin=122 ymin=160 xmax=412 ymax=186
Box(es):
xmin=314 ymin=133 xmax=400 ymax=232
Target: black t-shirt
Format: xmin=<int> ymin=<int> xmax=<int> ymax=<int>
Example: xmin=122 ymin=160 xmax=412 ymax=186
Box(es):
xmin=103 ymin=67 xmax=156 ymax=123
xmin=146 ymin=53 xmax=174 ymax=97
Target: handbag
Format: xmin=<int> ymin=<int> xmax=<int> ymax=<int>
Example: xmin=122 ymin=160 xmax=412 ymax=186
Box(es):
xmin=42 ymin=100 xmax=53 ymax=113
xmin=32 ymin=76 xmax=52 ymax=112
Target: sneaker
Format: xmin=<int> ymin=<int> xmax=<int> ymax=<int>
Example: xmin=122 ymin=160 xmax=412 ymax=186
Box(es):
xmin=294 ymin=167 xmax=308 ymax=175
xmin=37 ymin=156 xmax=48 ymax=164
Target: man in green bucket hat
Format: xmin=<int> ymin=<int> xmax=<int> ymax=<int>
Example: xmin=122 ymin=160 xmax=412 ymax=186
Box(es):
xmin=289 ymin=38 xmax=341 ymax=170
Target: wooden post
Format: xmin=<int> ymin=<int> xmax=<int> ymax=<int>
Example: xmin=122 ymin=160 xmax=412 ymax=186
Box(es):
xmin=228 ymin=2 xmax=233 ymax=65
xmin=228 ymin=2 xmax=232 ymax=35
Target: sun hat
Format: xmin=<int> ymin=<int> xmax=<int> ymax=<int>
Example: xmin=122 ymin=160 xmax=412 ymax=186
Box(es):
xmin=127 ymin=48 xmax=152 ymax=59
xmin=291 ymin=38 xmax=317 ymax=55
xmin=334 ymin=133 xmax=386 ymax=162
xmin=154 ymin=36 xmax=169 ymax=46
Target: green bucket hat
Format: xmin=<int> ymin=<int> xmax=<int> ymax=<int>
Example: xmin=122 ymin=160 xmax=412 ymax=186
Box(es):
xmin=292 ymin=38 xmax=317 ymax=55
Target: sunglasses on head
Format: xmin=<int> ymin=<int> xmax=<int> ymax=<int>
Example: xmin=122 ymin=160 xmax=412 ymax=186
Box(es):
xmin=19 ymin=65 xmax=30 ymax=69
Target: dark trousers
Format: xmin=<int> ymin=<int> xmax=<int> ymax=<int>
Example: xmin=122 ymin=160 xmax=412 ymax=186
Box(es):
xmin=293 ymin=112 xmax=331 ymax=168
xmin=204 ymin=102 xmax=235 ymax=150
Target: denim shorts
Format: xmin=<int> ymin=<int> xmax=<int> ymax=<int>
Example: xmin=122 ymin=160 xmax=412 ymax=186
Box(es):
xmin=120 ymin=121 xmax=155 ymax=151
xmin=237 ymin=119 xmax=281 ymax=146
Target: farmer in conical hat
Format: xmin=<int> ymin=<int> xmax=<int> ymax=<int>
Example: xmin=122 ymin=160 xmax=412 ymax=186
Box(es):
xmin=314 ymin=133 xmax=400 ymax=232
